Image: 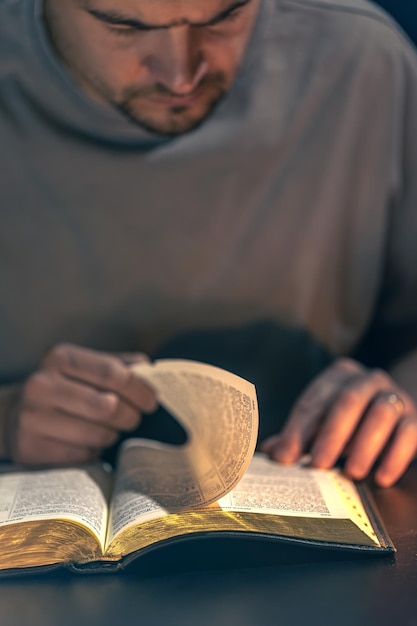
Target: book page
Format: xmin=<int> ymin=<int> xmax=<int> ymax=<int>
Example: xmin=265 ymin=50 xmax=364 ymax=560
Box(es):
xmin=0 ymin=468 xmax=109 ymax=549
xmin=217 ymin=455 xmax=379 ymax=544
xmin=326 ymin=470 xmax=381 ymax=544
xmin=107 ymin=360 xmax=258 ymax=545
xmin=216 ymin=455 xmax=348 ymax=517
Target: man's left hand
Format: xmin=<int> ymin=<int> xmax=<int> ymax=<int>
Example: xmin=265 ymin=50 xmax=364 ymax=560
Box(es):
xmin=261 ymin=358 xmax=417 ymax=487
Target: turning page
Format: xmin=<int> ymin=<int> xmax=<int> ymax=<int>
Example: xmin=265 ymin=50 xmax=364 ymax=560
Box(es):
xmin=107 ymin=359 xmax=258 ymax=546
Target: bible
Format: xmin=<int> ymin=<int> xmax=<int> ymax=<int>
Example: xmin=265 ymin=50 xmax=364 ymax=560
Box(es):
xmin=0 ymin=359 xmax=394 ymax=575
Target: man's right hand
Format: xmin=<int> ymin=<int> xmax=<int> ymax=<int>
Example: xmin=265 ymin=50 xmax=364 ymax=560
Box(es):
xmin=7 ymin=344 xmax=158 ymax=466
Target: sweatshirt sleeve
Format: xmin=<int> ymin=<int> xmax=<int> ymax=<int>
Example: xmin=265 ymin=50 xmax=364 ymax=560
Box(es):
xmin=0 ymin=384 xmax=21 ymax=460
xmin=355 ymin=36 xmax=417 ymax=402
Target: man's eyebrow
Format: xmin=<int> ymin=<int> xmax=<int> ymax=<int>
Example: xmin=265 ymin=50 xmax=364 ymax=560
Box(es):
xmin=87 ymin=0 xmax=252 ymax=31
xmin=205 ymin=0 xmax=252 ymax=26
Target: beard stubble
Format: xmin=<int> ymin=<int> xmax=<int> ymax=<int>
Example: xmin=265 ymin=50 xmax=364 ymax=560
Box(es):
xmin=115 ymin=72 xmax=229 ymax=135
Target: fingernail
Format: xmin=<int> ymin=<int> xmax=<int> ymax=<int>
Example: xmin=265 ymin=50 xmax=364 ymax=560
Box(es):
xmin=343 ymin=458 xmax=368 ymax=481
xmin=102 ymin=392 xmax=118 ymax=411
xmin=374 ymin=471 xmax=394 ymax=488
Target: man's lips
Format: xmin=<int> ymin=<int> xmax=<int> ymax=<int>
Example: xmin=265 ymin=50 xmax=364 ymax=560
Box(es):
xmin=147 ymin=92 xmax=202 ymax=107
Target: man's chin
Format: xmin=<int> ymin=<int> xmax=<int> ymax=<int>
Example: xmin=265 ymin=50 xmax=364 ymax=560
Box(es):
xmin=117 ymin=94 xmax=225 ymax=136
xmin=116 ymin=108 xmax=208 ymax=136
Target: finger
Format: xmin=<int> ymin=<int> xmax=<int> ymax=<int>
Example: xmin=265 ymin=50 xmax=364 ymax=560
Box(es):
xmin=266 ymin=358 xmax=364 ymax=463
xmin=343 ymin=394 xmax=404 ymax=480
xmin=260 ymin=434 xmax=283 ymax=454
xmin=12 ymin=431 xmax=98 ymax=467
xmin=374 ymin=415 xmax=417 ymax=487
xmin=122 ymin=368 xmax=158 ymax=413
xmin=309 ymin=368 xmax=394 ymax=469
xmin=24 ymin=372 xmax=142 ymax=432
xmin=42 ymin=344 xmax=157 ymax=412
xmin=19 ymin=408 xmax=120 ymax=450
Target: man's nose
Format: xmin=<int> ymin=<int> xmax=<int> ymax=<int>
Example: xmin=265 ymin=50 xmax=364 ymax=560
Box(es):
xmin=145 ymin=26 xmax=208 ymax=95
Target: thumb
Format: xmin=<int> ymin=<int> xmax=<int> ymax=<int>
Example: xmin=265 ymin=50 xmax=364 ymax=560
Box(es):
xmin=260 ymin=429 xmax=305 ymax=464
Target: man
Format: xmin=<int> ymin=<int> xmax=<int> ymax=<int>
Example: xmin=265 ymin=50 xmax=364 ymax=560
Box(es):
xmin=0 ymin=0 xmax=416 ymax=486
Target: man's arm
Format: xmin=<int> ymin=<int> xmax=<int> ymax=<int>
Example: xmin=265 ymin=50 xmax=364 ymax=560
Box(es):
xmin=262 ymin=36 xmax=417 ymax=487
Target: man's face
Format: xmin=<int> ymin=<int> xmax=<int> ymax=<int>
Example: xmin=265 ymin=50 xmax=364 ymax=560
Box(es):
xmin=44 ymin=0 xmax=261 ymax=135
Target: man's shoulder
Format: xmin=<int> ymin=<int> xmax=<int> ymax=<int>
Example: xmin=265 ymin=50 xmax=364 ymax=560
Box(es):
xmin=280 ymin=0 xmax=395 ymax=23
xmin=269 ymin=0 xmax=416 ymax=66
xmin=278 ymin=0 xmax=409 ymax=41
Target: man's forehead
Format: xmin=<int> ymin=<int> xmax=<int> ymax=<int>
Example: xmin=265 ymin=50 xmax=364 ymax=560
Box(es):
xmin=79 ymin=0 xmax=242 ymax=24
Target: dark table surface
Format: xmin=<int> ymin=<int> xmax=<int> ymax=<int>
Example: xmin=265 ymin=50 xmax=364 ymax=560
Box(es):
xmin=1 ymin=463 xmax=417 ymax=626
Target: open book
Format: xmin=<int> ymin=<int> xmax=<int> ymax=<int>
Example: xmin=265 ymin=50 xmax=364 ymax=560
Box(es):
xmin=0 ymin=360 xmax=394 ymax=574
